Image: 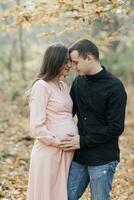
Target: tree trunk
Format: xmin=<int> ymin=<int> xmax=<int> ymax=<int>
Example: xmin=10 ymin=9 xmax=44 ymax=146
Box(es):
xmin=16 ymin=0 xmax=26 ymax=80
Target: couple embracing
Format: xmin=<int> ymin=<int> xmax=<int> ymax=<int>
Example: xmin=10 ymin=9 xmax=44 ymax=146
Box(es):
xmin=26 ymin=39 xmax=127 ymax=200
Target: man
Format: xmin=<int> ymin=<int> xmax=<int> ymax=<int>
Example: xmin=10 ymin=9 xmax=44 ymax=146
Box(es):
xmin=60 ymin=39 xmax=127 ymax=200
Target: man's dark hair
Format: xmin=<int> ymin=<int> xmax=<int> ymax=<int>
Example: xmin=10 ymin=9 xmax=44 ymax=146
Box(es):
xmin=69 ymin=39 xmax=99 ymax=60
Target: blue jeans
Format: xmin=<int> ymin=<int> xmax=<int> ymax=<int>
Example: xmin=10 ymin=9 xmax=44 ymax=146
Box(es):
xmin=68 ymin=160 xmax=118 ymax=200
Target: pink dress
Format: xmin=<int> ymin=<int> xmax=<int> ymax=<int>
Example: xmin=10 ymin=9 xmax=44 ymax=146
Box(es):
xmin=26 ymin=79 xmax=78 ymax=200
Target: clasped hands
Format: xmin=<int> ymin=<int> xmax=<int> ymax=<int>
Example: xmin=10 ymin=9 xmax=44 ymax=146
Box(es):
xmin=59 ymin=134 xmax=80 ymax=151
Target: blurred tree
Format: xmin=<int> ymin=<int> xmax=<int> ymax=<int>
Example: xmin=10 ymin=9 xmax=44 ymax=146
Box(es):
xmin=0 ymin=0 xmax=133 ymax=100
xmin=0 ymin=0 xmax=133 ymax=38
xmin=16 ymin=0 xmax=26 ymax=80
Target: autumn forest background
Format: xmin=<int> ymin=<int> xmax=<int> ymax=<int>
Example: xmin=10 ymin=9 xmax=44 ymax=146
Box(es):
xmin=0 ymin=0 xmax=134 ymax=199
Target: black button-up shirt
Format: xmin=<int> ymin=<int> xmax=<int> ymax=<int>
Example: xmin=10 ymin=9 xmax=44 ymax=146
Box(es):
xmin=70 ymin=66 xmax=127 ymax=166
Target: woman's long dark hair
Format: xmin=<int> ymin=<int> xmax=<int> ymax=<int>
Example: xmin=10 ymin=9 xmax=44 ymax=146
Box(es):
xmin=25 ymin=43 xmax=68 ymax=105
xmin=34 ymin=42 xmax=68 ymax=83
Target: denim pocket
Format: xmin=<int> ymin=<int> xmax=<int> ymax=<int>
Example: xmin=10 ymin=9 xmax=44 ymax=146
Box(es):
xmin=109 ymin=160 xmax=118 ymax=173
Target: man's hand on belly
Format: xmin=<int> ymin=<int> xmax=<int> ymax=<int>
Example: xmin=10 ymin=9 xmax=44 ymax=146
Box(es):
xmin=59 ymin=134 xmax=80 ymax=151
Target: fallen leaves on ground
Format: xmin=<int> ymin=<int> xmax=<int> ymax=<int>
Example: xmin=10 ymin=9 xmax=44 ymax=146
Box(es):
xmin=0 ymin=84 xmax=134 ymax=200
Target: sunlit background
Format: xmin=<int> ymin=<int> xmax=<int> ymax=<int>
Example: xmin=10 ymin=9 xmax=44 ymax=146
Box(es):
xmin=0 ymin=0 xmax=134 ymax=199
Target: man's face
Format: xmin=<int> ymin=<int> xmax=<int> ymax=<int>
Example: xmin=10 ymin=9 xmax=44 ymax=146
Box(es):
xmin=70 ymin=50 xmax=93 ymax=75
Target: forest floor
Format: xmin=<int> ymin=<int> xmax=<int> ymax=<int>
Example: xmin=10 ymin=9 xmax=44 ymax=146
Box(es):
xmin=0 ymin=84 xmax=134 ymax=200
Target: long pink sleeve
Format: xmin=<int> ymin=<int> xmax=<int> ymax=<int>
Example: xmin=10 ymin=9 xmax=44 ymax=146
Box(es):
xmin=29 ymin=80 xmax=60 ymax=147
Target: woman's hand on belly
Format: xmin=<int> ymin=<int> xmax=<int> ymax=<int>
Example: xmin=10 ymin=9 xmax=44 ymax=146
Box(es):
xmin=38 ymin=136 xmax=61 ymax=148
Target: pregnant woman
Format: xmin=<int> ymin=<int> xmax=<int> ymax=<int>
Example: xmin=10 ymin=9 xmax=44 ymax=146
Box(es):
xmin=26 ymin=43 xmax=78 ymax=200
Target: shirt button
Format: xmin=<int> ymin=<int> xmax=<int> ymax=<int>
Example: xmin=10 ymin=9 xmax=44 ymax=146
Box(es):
xmin=84 ymin=117 xmax=87 ymax=120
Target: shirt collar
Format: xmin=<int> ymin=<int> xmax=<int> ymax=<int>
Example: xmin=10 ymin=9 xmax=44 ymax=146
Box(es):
xmin=84 ymin=66 xmax=108 ymax=81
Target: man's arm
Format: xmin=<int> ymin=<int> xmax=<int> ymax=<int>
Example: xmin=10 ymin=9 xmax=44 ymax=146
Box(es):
xmin=80 ymin=81 xmax=127 ymax=149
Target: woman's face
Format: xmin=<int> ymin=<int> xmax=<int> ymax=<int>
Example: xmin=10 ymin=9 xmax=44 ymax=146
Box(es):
xmin=59 ymin=55 xmax=71 ymax=77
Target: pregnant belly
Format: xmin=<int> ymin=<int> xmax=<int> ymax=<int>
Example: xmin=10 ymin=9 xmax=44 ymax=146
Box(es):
xmin=47 ymin=119 xmax=78 ymax=140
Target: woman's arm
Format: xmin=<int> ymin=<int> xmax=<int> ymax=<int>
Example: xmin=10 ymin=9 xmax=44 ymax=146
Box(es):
xmin=29 ymin=80 xmax=60 ymax=148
